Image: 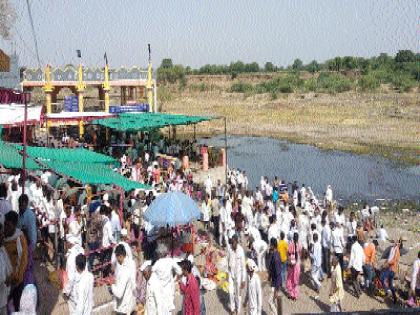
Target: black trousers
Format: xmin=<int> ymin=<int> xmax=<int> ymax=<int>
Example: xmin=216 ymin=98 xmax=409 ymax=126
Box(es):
xmin=9 ymin=282 xmax=24 ymax=311
xmin=350 ymin=267 xmax=362 ymax=296
xmin=212 ymin=215 xmax=220 ymax=243
xmin=334 ymin=252 xmax=344 ymax=276
xmin=102 ymin=248 xmax=113 ymax=277
xmin=322 ymin=247 xmax=331 ymax=276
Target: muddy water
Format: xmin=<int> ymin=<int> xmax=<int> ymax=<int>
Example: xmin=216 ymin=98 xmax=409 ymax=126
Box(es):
xmin=200 ymin=136 xmax=420 ymax=203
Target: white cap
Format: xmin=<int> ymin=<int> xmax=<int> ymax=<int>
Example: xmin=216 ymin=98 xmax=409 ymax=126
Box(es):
xmin=103 ymin=193 xmax=109 ymax=201
xmin=187 ymin=254 xmax=194 ymax=263
xmin=121 ymin=228 xmax=128 ymax=237
xmin=140 ymin=260 xmax=152 ymax=272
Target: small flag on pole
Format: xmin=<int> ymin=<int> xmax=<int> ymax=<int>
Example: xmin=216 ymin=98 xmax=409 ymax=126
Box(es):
xmin=104 ymin=52 xmax=108 ymax=65
xmin=76 ymin=50 xmax=81 ymax=58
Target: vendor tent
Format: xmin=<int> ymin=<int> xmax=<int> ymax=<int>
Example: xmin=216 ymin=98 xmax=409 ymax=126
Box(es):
xmin=0 ymin=104 xmax=42 ymax=127
xmin=43 ymin=160 xmax=151 ymax=191
xmin=0 ymin=141 xmax=40 ymax=170
xmin=91 ymin=112 xmax=214 ymax=132
xmin=12 ymin=144 xmax=116 ymax=164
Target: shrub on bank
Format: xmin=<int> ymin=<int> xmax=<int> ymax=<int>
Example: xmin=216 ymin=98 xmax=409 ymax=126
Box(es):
xmin=358 ymin=74 xmax=380 ymax=91
xmin=230 ymin=81 xmax=254 ymax=93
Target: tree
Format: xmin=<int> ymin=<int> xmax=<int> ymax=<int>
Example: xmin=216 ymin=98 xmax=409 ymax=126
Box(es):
xmin=0 ymin=0 xmax=16 ymax=40
xmin=342 ymin=56 xmax=357 ymax=70
xmin=160 ymin=58 xmax=173 ymax=69
xmin=307 ymin=60 xmax=320 ymax=74
xmin=229 ymin=61 xmax=245 ymax=73
xmin=292 ymin=58 xmax=303 ymax=71
xmin=264 ymin=62 xmax=275 ymax=72
xmin=395 ymin=50 xmax=415 ymax=63
xmin=244 ymin=62 xmax=260 ymax=72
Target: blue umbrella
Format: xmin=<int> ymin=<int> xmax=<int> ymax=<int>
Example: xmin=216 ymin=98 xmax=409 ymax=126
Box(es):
xmin=144 ymin=191 xmax=201 ymax=227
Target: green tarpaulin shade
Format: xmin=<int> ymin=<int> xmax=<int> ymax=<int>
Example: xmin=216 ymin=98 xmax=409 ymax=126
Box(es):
xmin=44 ymin=160 xmax=152 ymax=191
xmin=0 ymin=142 xmax=41 ymax=170
xmin=12 ymin=144 xmax=116 ymax=164
xmin=91 ymin=112 xmax=214 ymax=132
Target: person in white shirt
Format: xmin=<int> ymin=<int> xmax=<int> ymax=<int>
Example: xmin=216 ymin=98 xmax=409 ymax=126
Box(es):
xmin=63 ymin=236 xmax=85 ymax=314
xmin=249 ymin=237 xmax=268 ymax=272
xmin=321 ymin=220 xmax=332 ymax=276
xmin=204 ymin=175 xmax=213 ymax=199
xmin=255 ymin=188 xmax=263 ymax=205
xmin=70 ymin=254 xmax=94 ymax=315
xmin=111 ymin=229 xmax=133 ymax=269
xmin=152 ymin=245 xmax=183 ymax=312
xmin=110 ymin=245 xmax=136 ymax=315
xmin=260 ymin=177 xmax=266 ymax=194
xmin=298 ymin=211 xmax=310 ymax=253
xmin=141 ymin=260 xmax=167 ymax=315
xmin=0 ymin=183 xmax=12 ymax=225
xmin=334 ymin=207 xmax=346 ymax=227
xmin=346 ymin=212 xmax=357 ymax=241
xmin=110 ymin=208 xmax=122 ymax=243
xmin=331 ymin=222 xmax=345 ymax=272
xmin=244 ymin=259 xmax=262 ymax=315
xmin=227 ymin=235 xmax=247 ymax=314
xmin=201 ymin=194 xmax=211 ymax=230
xmin=267 ymin=215 xmax=279 ymax=243
xmin=310 ymin=233 xmax=323 ymax=292
xmin=101 ymin=206 xmax=116 ymax=277
xmin=347 ymin=236 xmax=365 ymax=297
xmin=377 ymin=224 xmax=389 ymax=242
xmin=243 ymin=171 xmax=249 ymax=191
xmin=325 ymin=185 xmax=333 ymax=207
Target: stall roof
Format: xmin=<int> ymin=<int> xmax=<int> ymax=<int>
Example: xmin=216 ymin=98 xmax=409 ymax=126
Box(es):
xmin=44 ymin=160 xmax=151 ymax=191
xmin=0 ymin=141 xmax=150 ymax=191
xmin=0 ymin=104 xmax=42 ymax=127
xmin=0 ymin=141 xmax=40 ymax=170
xmin=91 ymin=112 xmax=215 ymax=132
xmin=12 ymin=144 xmax=116 ymax=164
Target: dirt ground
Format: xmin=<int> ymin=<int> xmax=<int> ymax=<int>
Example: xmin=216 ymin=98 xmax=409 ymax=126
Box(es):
xmin=35 ymin=209 xmax=419 ymax=315
xmin=159 ymin=75 xmax=420 ymax=166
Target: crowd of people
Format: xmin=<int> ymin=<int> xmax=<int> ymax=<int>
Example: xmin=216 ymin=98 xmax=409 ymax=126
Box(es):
xmin=0 ymin=131 xmax=419 ymax=315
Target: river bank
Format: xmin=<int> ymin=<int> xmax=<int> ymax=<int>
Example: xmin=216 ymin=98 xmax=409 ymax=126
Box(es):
xmin=159 ymin=75 xmax=420 ymax=166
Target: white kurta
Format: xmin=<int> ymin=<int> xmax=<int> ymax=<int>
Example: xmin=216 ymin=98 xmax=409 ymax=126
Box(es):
xmin=72 ymin=270 xmax=94 ymax=315
xmin=64 ymin=245 xmax=85 ymax=314
xmin=111 ymin=259 xmax=136 ymax=314
xmin=145 ymin=272 xmax=169 ymax=315
xmin=227 ymin=244 xmax=246 ymax=313
xmin=246 ymin=273 xmax=262 ymax=315
xmin=152 ymin=257 xmax=182 ymax=311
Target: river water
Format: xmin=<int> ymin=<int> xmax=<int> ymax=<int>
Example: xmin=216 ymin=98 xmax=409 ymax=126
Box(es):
xmin=200 ymin=136 xmax=420 ymax=203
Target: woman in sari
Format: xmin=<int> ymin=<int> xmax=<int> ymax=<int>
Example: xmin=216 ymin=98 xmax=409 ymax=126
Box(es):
xmin=286 ymin=232 xmax=302 ymax=300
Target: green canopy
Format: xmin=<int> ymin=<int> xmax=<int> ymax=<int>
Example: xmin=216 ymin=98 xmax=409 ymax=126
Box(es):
xmin=0 ymin=142 xmax=41 ymax=170
xmin=91 ymin=112 xmax=214 ymax=132
xmin=12 ymin=145 xmax=116 ymax=164
xmin=44 ymin=160 xmax=152 ymax=191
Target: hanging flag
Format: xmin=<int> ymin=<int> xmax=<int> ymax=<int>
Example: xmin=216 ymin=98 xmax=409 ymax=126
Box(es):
xmin=76 ymin=50 xmax=81 ymax=58
xmin=104 ymin=52 xmax=108 ymax=65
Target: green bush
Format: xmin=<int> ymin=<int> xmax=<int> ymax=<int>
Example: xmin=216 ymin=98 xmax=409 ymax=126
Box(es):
xmin=391 ymin=73 xmax=416 ymax=92
xmin=304 ymin=77 xmax=317 ymax=92
xmin=358 ymin=74 xmax=380 ymax=91
xmin=230 ymin=81 xmax=254 ymax=93
xmin=317 ymin=73 xmax=353 ymax=93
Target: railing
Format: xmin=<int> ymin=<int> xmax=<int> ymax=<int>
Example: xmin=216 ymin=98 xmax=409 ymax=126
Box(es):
xmin=23 ymin=66 xmax=149 ymax=82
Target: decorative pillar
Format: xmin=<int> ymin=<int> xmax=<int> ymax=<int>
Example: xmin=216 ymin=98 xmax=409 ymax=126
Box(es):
xmin=146 ymin=49 xmax=154 ymax=110
xmin=43 ymin=65 xmax=54 ymax=128
xmin=77 ymin=64 xmax=85 ymax=138
xmin=102 ymin=63 xmax=110 ymax=113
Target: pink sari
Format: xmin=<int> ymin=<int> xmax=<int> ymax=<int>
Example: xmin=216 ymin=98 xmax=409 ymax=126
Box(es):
xmin=286 ymin=241 xmax=302 ymax=299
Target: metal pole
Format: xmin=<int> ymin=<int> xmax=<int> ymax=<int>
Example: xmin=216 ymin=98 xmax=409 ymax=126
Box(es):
xmin=224 ymin=116 xmax=227 ymax=185
xmin=22 ymin=94 xmax=28 ymax=195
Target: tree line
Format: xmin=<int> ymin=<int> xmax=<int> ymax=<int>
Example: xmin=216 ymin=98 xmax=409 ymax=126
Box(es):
xmin=157 ymin=50 xmax=419 ymax=93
